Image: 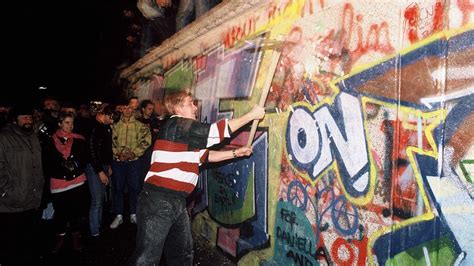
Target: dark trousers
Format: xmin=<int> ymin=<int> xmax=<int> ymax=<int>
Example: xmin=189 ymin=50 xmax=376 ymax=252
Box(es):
xmin=129 ymin=184 xmax=193 ymax=266
xmin=139 ymin=149 xmax=153 ymax=191
xmin=51 ymin=183 xmax=88 ymax=234
xmin=111 ymin=159 xmax=141 ymax=215
xmin=0 ymin=209 xmax=41 ymax=265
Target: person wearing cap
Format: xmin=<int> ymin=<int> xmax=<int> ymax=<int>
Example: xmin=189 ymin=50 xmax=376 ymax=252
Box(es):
xmin=0 ymin=105 xmax=44 ymax=264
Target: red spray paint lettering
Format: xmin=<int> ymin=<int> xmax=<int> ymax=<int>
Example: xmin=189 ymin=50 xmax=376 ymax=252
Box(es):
xmin=223 ymin=16 xmax=259 ymax=49
xmin=317 ymin=3 xmax=395 ymax=73
xmin=404 ymin=1 xmax=445 ymax=43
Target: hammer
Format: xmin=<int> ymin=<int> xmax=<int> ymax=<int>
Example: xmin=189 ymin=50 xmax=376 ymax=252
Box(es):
xmin=246 ymin=38 xmax=283 ymax=147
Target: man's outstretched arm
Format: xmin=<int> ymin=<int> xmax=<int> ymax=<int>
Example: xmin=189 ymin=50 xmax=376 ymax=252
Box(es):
xmin=208 ymin=146 xmax=253 ymax=162
xmin=227 ymin=106 xmax=265 ymax=133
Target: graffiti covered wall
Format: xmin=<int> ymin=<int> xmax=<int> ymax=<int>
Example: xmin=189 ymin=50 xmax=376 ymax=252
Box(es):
xmin=124 ymin=0 xmax=474 ymax=265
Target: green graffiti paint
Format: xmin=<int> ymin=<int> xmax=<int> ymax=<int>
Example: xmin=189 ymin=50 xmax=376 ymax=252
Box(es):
xmin=459 ymin=159 xmax=473 ymax=183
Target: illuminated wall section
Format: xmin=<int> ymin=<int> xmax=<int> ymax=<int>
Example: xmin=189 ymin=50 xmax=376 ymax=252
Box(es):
xmin=125 ymin=0 xmax=474 ymax=265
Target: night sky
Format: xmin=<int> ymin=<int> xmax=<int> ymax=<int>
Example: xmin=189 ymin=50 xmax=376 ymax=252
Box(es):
xmin=7 ymin=0 xmax=135 ymax=106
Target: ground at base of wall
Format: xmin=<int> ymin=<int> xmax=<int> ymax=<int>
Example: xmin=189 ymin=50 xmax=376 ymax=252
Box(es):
xmin=31 ymin=200 xmax=235 ymax=265
xmin=193 ymin=233 xmax=236 ymax=266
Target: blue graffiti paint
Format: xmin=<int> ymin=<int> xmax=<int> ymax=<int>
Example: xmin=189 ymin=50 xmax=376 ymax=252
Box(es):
xmin=286 ymin=107 xmax=323 ymax=172
xmin=311 ymin=186 xmax=334 ymax=246
xmin=337 ymin=29 xmax=474 ymax=112
xmin=330 ymin=196 xmax=359 ymax=236
xmin=443 ymin=94 xmax=474 ymax=143
xmin=286 ymin=92 xmax=371 ymax=198
xmin=416 ymin=154 xmax=466 ymax=263
xmin=373 ymin=217 xmax=461 ymax=265
xmin=287 ymin=180 xmax=309 ymax=210
xmin=208 ymin=133 xmax=269 ymax=258
xmin=340 ymin=39 xmax=447 ymax=96
xmin=448 ymin=29 xmax=474 ymax=53
xmin=298 ymin=128 xmax=307 ymax=149
xmin=236 ymin=133 xmax=269 ymax=257
xmin=312 ymin=185 xmax=360 ymax=239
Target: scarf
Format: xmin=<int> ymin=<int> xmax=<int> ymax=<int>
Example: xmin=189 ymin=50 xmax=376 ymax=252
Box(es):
xmin=52 ymin=130 xmax=84 ymax=158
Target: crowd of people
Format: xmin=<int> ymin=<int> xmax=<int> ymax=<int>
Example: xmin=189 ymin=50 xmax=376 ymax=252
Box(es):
xmin=0 ymin=92 xmax=264 ymax=265
xmin=0 ymin=95 xmax=165 ymax=264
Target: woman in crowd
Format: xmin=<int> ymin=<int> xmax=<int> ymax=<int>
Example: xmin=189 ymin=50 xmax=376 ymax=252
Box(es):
xmin=43 ymin=112 xmax=89 ymax=253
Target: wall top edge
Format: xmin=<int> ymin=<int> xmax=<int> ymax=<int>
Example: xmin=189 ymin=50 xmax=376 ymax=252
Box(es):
xmin=120 ymin=0 xmax=263 ymax=80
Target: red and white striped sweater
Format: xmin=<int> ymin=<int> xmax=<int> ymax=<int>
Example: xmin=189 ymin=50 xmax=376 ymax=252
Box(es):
xmin=144 ymin=116 xmax=230 ymax=196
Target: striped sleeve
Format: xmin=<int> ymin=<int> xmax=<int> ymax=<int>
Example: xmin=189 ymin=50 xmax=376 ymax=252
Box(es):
xmin=199 ymin=149 xmax=209 ymax=165
xmin=206 ymin=119 xmax=230 ymax=147
xmin=144 ymin=139 xmax=203 ymax=194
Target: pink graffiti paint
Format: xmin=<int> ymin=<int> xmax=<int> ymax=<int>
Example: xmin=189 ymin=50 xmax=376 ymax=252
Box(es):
xmin=458 ymin=0 xmax=474 ymax=25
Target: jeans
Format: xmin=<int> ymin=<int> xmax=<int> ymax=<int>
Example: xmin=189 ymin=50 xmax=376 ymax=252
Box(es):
xmin=86 ymin=164 xmax=109 ymax=236
xmin=111 ymin=159 xmax=141 ymax=216
xmin=129 ymin=183 xmax=193 ymax=265
xmin=176 ymin=0 xmax=210 ymax=30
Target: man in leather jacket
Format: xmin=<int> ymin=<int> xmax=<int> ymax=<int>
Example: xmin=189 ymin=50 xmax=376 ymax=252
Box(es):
xmin=86 ymin=105 xmax=114 ymax=237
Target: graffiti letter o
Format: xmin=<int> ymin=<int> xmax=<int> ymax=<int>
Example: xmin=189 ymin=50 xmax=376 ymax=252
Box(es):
xmin=286 ymin=107 xmax=322 ymax=170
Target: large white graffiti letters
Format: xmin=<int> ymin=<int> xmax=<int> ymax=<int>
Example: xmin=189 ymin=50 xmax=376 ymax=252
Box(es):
xmin=286 ymin=92 xmax=371 ymax=199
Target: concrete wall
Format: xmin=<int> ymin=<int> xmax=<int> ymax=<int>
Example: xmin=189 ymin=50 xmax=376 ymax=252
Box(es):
xmin=122 ymin=0 xmax=474 ymax=265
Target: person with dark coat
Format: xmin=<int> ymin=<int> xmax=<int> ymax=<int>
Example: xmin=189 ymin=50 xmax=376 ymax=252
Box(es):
xmin=0 ymin=105 xmax=44 ymax=265
xmin=86 ymin=105 xmax=114 ymax=237
xmin=42 ymin=112 xmax=89 ymax=253
xmin=38 ymin=96 xmax=61 ymax=145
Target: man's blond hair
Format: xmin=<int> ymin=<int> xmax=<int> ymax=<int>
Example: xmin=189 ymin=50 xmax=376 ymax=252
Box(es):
xmin=164 ymin=90 xmax=192 ymax=115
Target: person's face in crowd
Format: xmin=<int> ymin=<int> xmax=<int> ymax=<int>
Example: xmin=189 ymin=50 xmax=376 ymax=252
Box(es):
xmin=122 ymin=105 xmax=134 ymax=119
xmin=16 ymin=115 xmax=33 ymax=132
xmin=142 ymin=103 xmax=154 ymax=118
xmin=129 ymin=99 xmax=139 ymax=111
xmin=97 ymin=113 xmax=114 ymax=125
xmin=61 ymin=107 xmax=77 ymax=117
xmin=177 ymin=96 xmax=198 ymax=120
xmin=0 ymin=106 xmax=10 ymax=113
xmin=123 ymin=9 xmax=134 ymax=18
xmin=59 ymin=117 xmax=74 ymax=133
xmin=32 ymin=109 xmax=43 ymax=122
xmin=44 ymin=99 xmax=60 ymax=112
xmin=78 ymin=104 xmax=91 ymax=118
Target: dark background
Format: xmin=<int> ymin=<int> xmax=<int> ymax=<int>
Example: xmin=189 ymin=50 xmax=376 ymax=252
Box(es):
xmin=6 ymin=0 xmax=137 ymax=106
